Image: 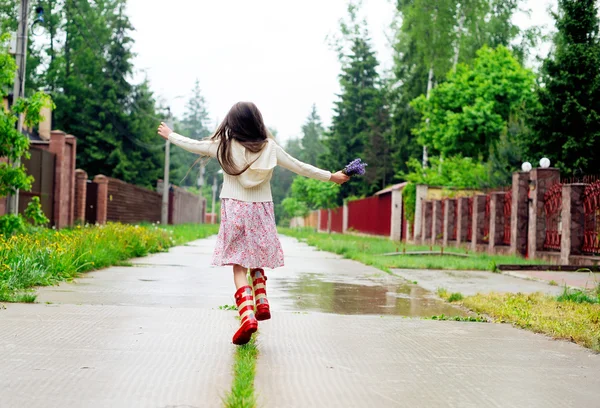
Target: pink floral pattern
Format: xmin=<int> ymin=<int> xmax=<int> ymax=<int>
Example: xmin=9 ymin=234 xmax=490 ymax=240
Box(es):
xmin=212 ymin=199 xmax=285 ymax=269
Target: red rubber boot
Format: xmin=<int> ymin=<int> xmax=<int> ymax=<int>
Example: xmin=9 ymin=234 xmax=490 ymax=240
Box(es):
xmin=232 ymin=286 xmax=258 ymax=346
xmin=251 ymin=269 xmax=271 ymax=321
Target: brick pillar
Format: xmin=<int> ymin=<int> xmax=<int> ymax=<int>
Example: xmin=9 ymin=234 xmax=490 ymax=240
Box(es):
xmin=390 ymin=189 xmax=402 ymax=241
xmin=74 ymin=169 xmax=87 ymax=224
xmin=49 ymin=131 xmax=67 ymax=228
xmin=471 ymin=196 xmax=486 ymax=251
xmin=511 ymin=172 xmax=530 ymax=256
xmin=93 ymin=175 xmax=108 ymax=225
xmin=560 ymin=184 xmax=587 ymax=264
xmin=432 ymin=200 xmax=443 ymax=245
xmin=421 ymin=201 xmax=433 ymax=245
xmin=456 ymin=197 xmax=469 ymax=246
xmin=66 ymin=136 xmax=77 ymax=226
xmin=489 ymin=192 xmax=506 ymax=253
xmin=527 ymin=168 xmax=561 ymax=259
xmin=414 ymin=185 xmax=428 ymax=240
xmin=443 ymin=199 xmax=456 ymax=247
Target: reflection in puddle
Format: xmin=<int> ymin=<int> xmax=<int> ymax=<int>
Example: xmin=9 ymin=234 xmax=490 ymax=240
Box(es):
xmin=276 ymin=274 xmax=468 ymax=317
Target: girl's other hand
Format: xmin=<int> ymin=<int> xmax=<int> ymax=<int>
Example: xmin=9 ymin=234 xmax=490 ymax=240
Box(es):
xmin=157 ymin=122 xmax=172 ymax=140
xmin=330 ymin=171 xmax=350 ymax=185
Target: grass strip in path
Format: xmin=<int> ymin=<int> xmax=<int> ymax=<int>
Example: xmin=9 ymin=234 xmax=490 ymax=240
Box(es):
xmin=439 ymin=290 xmax=600 ymax=352
xmin=0 ymin=223 xmax=219 ymax=302
xmin=279 ymin=228 xmax=539 ymax=272
xmin=223 ymin=333 xmax=259 ymax=408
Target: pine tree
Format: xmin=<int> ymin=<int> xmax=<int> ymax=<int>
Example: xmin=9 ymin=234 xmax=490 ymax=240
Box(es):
xmin=322 ymin=34 xmax=383 ymax=198
xmin=524 ymin=0 xmax=600 ymax=175
xmin=299 ymin=105 xmax=324 ymax=166
xmin=171 ymin=79 xmax=215 ymax=187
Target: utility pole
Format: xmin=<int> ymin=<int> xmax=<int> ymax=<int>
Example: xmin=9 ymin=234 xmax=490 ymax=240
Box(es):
xmin=7 ymin=0 xmax=30 ymax=215
xmin=161 ymin=108 xmax=172 ymax=225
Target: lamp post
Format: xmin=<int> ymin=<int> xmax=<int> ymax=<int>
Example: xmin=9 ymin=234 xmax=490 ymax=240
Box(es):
xmin=160 ymin=95 xmax=186 ymax=225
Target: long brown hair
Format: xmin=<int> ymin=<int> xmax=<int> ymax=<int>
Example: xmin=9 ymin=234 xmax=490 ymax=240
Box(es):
xmin=212 ymin=102 xmax=269 ymax=176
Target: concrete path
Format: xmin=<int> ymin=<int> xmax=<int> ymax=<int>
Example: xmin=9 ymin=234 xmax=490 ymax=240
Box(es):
xmin=506 ymin=270 xmax=600 ymax=291
xmin=390 ymin=268 xmax=565 ymax=296
xmin=1 ymin=235 xmax=600 ymax=408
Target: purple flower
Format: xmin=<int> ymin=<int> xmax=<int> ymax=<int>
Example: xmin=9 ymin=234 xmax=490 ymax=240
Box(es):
xmin=343 ymin=158 xmax=368 ymax=176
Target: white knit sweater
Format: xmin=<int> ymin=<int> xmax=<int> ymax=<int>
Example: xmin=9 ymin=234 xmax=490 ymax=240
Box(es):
xmin=168 ymin=132 xmax=332 ymax=202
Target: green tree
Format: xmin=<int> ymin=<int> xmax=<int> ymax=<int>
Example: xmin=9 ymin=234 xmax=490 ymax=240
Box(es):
xmin=0 ymin=35 xmax=52 ymax=229
xmin=171 ymin=79 xmax=216 ymax=188
xmin=322 ymin=2 xmax=388 ymax=198
xmin=523 ymin=0 xmax=600 ymax=175
xmin=299 ymin=105 xmax=325 ymax=166
xmin=411 ymin=46 xmax=536 ymax=160
xmin=289 ymin=177 xmax=340 ymax=233
xmin=391 ymin=0 xmax=536 ymax=174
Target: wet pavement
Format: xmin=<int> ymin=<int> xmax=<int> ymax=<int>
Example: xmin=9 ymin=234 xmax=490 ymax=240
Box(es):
xmin=1 ymin=235 xmax=600 ymax=408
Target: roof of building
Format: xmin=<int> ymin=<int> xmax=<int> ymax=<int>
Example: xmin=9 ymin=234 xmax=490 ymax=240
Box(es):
xmin=374 ymin=182 xmax=407 ymax=196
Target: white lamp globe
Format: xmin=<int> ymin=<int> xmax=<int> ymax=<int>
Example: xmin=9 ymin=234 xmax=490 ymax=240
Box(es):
xmin=522 ymin=162 xmax=532 ymax=172
xmin=540 ymin=158 xmax=551 ymax=169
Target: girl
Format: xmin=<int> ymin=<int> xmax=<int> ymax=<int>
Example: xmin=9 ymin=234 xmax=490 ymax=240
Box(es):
xmin=157 ymin=102 xmax=349 ymax=345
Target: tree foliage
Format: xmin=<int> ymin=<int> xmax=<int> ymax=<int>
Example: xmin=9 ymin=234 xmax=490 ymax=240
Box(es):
xmin=523 ymin=0 xmax=600 ymax=175
xmin=411 ymin=46 xmax=536 ymax=160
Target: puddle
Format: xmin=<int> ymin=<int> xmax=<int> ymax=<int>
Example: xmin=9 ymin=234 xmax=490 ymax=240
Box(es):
xmin=275 ymin=274 xmax=468 ymax=318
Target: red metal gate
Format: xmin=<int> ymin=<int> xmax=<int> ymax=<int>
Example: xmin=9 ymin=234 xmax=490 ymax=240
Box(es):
xmin=503 ymin=189 xmax=512 ymax=245
xmin=583 ymin=180 xmax=600 ymax=255
xmin=543 ymin=183 xmax=562 ymax=251
xmin=19 ymin=147 xmax=55 ymax=224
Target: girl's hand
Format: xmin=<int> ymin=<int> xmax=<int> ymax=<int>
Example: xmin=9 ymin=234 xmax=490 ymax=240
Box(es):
xmin=157 ymin=122 xmax=172 ymax=140
xmin=330 ymin=171 xmax=350 ymax=185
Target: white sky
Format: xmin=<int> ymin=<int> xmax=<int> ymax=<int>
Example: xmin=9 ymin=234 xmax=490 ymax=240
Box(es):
xmin=127 ymin=0 xmax=556 ymax=142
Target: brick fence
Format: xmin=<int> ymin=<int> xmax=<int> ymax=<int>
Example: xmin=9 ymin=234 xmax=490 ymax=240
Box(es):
xmin=418 ymin=168 xmax=600 ymax=266
xmin=75 ymin=172 xmax=205 ymax=225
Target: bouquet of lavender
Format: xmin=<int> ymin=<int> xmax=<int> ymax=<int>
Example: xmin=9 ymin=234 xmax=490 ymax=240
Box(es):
xmin=342 ymin=158 xmax=368 ymax=176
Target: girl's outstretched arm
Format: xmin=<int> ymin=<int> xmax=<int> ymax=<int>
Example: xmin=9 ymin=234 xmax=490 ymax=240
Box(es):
xmin=275 ymin=143 xmax=349 ymax=185
xmin=157 ymin=122 xmax=218 ymax=157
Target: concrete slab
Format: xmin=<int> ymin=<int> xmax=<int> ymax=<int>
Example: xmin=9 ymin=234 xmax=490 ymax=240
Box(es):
xmin=256 ymin=312 xmax=600 ymax=408
xmin=506 ymin=270 xmax=600 ymax=291
xmin=391 ymin=269 xmax=564 ymax=296
xmin=0 ymin=237 xmax=236 ymax=408
xmin=0 ymin=304 xmax=235 ymax=408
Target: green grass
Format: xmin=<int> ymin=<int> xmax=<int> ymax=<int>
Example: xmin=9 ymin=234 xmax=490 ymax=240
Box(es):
xmin=557 ymin=287 xmax=599 ymax=304
xmin=219 ymin=304 xmax=237 ymax=311
xmin=279 ymin=228 xmax=537 ymax=272
xmin=0 ymin=223 xmax=219 ymax=302
xmin=223 ymin=334 xmax=259 ymax=408
xmin=447 ymin=292 xmax=464 ymax=302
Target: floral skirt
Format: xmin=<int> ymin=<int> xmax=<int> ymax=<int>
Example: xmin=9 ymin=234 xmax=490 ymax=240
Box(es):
xmin=212 ymin=199 xmax=285 ymax=269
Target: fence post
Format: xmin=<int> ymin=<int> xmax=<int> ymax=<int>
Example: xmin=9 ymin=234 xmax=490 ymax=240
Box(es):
xmin=93 ymin=175 xmax=108 ymax=225
xmin=74 ymin=169 xmax=87 ymax=224
xmin=471 ymin=196 xmax=486 ymax=252
xmin=456 ymin=197 xmax=469 ymax=247
xmin=489 ymin=192 xmax=506 ymax=253
xmin=390 ymin=189 xmax=402 ymax=241
xmin=421 ymin=200 xmax=433 ymax=245
xmin=432 ymin=200 xmax=443 ymax=245
xmin=560 ymin=184 xmax=587 ymax=264
xmin=343 ymin=203 xmax=349 ymax=233
xmin=414 ymin=185 xmax=428 ymax=241
xmin=511 ymin=172 xmax=530 ymax=256
xmin=527 ymin=168 xmax=561 ymax=259
xmin=443 ymin=199 xmax=456 ymax=247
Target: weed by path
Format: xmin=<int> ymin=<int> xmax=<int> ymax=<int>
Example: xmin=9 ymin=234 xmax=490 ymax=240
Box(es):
xmin=223 ymin=334 xmax=259 ymax=408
